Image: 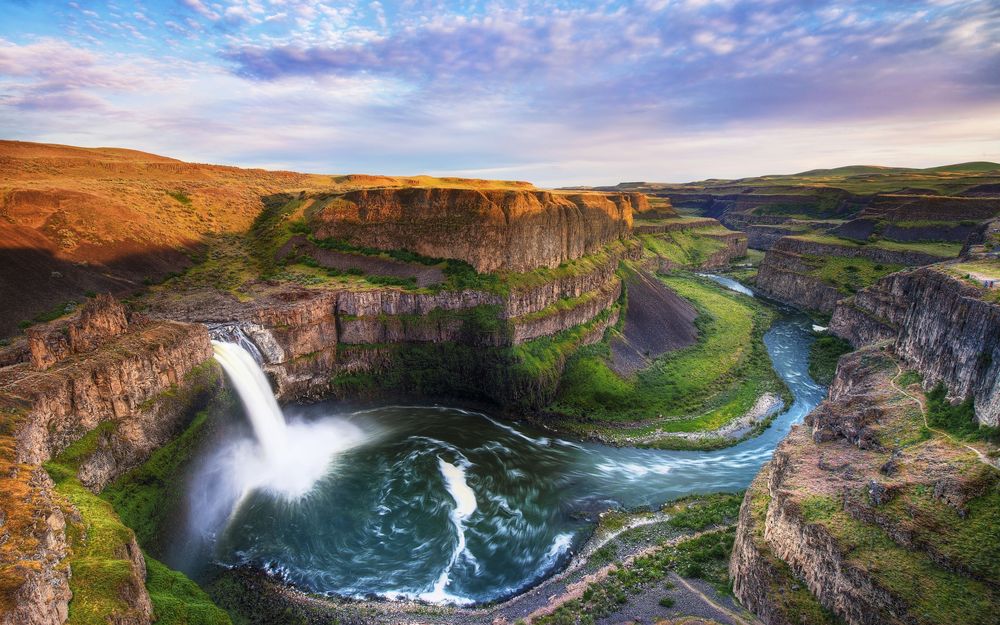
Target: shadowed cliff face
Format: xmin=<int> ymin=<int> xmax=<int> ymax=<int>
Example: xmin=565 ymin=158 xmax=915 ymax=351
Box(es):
xmin=830 ymin=266 xmax=1000 ymax=427
xmin=309 ymin=188 xmax=643 ymax=272
xmin=731 ymin=347 xmax=1000 ymax=625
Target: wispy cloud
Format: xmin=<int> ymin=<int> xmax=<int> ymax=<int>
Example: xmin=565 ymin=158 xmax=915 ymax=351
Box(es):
xmin=0 ymin=0 xmax=998 ymax=184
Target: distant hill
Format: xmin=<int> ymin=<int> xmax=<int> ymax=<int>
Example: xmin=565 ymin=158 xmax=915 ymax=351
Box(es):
xmin=592 ymin=162 xmax=1000 ymax=192
xmin=924 ymin=161 xmax=1000 ymax=173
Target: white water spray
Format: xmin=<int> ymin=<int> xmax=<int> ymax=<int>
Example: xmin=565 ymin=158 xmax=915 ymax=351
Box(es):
xmin=194 ymin=338 xmax=373 ymax=542
xmin=212 ymin=340 xmax=288 ymax=460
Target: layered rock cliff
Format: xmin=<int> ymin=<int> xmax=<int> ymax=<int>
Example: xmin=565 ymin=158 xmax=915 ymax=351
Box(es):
xmin=830 ymin=265 xmax=1000 ymax=426
xmin=0 ymin=295 xmax=216 ymax=625
xmin=755 ymin=236 xmax=946 ymax=313
xmin=731 ymin=347 xmax=1000 ymax=625
xmin=153 ymin=239 xmax=640 ymax=402
xmin=308 ymin=188 xmax=643 ymax=273
xmin=635 ymin=217 xmax=748 ymax=271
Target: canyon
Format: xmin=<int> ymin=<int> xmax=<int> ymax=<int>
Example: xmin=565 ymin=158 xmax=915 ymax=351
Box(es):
xmin=1 ymin=144 xmax=998 ymax=625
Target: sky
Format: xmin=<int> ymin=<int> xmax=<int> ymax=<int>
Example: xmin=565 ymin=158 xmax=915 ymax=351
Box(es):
xmin=0 ymin=0 xmax=998 ymax=186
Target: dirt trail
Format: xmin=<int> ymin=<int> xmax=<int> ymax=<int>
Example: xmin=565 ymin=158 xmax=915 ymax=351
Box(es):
xmin=889 ymin=358 xmax=998 ymax=470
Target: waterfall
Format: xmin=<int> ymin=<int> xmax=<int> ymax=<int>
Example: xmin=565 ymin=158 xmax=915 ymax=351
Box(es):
xmin=199 ymin=334 xmax=372 ymax=508
xmin=212 ymin=340 xmax=288 ymax=460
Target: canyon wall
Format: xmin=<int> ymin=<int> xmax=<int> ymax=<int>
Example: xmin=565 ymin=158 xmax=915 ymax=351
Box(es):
xmin=731 ymin=347 xmax=1000 ymax=625
xmin=0 ymin=296 xmax=217 ymax=625
xmin=635 ymin=217 xmax=748 ymax=270
xmin=308 ymin=188 xmax=643 ymax=273
xmin=755 ymin=237 xmax=945 ymax=313
xmin=164 ymin=240 xmax=640 ymax=402
xmin=662 ymin=189 xmax=865 ymax=222
xmin=830 ymin=266 xmax=1000 ymax=426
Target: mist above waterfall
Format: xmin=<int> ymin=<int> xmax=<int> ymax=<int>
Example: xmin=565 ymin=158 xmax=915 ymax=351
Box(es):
xmin=197 ymin=340 xmax=375 ymax=541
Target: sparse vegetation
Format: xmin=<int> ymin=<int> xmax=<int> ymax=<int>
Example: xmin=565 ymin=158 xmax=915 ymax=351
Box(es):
xmin=640 ymin=227 xmax=733 ymax=267
xmin=926 ymin=383 xmax=1000 ymax=443
xmin=166 ymin=190 xmax=192 ymax=205
xmin=802 ymin=254 xmax=904 ymax=294
xmin=793 ymin=233 xmax=962 ymax=259
xmin=18 ymin=299 xmax=78 ymax=329
xmin=664 ymin=493 xmax=743 ymax=531
xmin=808 ymin=335 xmax=853 ymax=384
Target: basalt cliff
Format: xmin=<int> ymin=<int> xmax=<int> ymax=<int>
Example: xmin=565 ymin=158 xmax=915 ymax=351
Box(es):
xmin=308 ymin=187 xmax=644 ymax=273
xmin=0 ymin=295 xmax=218 ymax=625
xmin=730 ymin=262 xmax=1000 ymax=624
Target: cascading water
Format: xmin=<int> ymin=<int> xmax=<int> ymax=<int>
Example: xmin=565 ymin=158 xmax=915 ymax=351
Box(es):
xmin=196 ymin=336 xmax=373 ymax=543
xmin=212 ymin=341 xmax=288 ymax=460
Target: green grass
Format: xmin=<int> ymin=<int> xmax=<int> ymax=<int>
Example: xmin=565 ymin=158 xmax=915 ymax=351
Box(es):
xmin=640 ymin=229 xmax=729 ymax=267
xmin=18 ymin=299 xmax=79 ymax=329
xmin=794 ymin=494 xmax=1000 ymax=625
xmin=808 ymin=335 xmax=853 ymax=384
xmin=663 ymin=492 xmax=744 ymax=531
xmin=102 ymin=406 xmax=217 ymax=549
xmin=896 ymin=369 xmax=923 ymax=388
xmin=145 ymin=557 xmax=232 ymax=625
xmin=44 ymin=424 xmax=231 ymax=625
xmin=548 ymin=273 xmax=786 ymax=443
xmin=802 ymin=254 xmax=904 ymax=295
xmin=166 ymin=190 xmax=192 ymax=205
xmin=875 ymin=479 xmax=1000 ymax=584
xmin=792 ymin=233 xmax=962 ymax=258
xmin=926 ymin=384 xmax=1000 ymax=443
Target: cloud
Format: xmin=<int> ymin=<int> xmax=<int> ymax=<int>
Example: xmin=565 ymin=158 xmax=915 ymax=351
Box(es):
xmin=0 ymin=0 xmax=998 ymax=185
xmin=219 ymin=0 xmax=1000 ymax=130
xmin=181 ymin=0 xmax=220 ymax=21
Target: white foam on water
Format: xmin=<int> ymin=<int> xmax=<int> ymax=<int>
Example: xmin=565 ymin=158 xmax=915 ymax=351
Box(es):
xmin=595 ymin=460 xmax=674 ymax=478
xmin=544 ymin=532 xmax=574 ymax=562
xmin=421 ymin=458 xmax=478 ymax=605
xmin=193 ymin=340 xmax=376 ymax=542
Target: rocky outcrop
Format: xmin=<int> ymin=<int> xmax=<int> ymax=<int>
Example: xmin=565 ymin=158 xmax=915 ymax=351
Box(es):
xmin=731 ymin=347 xmax=1000 ymax=625
xmin=755 ymin=236 xmax=945 ymax=313
xmin=0 ymin=464 xmax=71 ymax=625
xmin=8 ymin=321 xmax=213 ymax=468
xmin=308 ymin=188 xmax=642 ymax=273
xmin=0 ymin=297 xmax=216 ymax=625
xmin=830 ymin=266 xmax=1000 ymax=426
xmin=26 ymin=294 xmax=129 ymax=370
xmin=744 ymin=225 xmax=806 ymax=250
xmin=754 ymin=247 xmax=844 ymax=313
